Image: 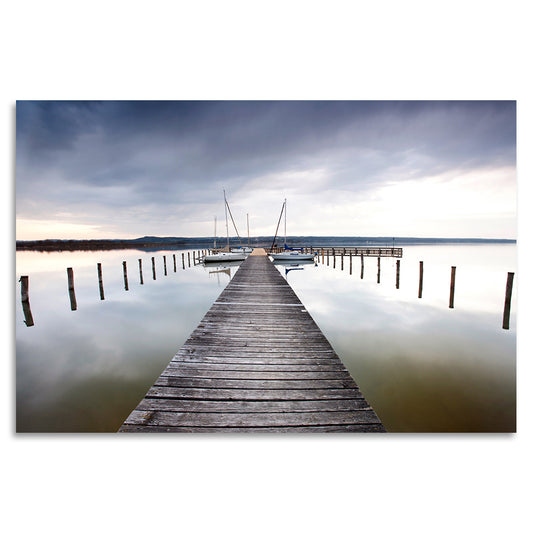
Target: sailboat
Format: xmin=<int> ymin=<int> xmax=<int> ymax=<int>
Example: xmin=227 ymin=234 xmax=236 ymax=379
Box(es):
xmin=269 ymin=199 xmax=316 ymax=261
xmin=203 ymin=191 xmax=247 ymax=263
xmin=230 ymin=213 xmax=253 ymax=254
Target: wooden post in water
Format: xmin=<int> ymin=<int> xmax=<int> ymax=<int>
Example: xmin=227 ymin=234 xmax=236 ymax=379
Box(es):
xmin=188 ymin=252 xmax=191 ymax=267
xmin=333 ymin=251 xmax=336 ymax=269
xmin=152 ymin=257 xmax=156 ymax=280
xmin=326 ymin=249 xmax=329 ymax=266
xmin=173 ymin=254 xmax=177 ymax=272
xmin=138 ymin=258 xmax=144 ymax=284
xmin=67 ymin=267 xmax=77 ymax=310
xmin=163 ymin=255 xmax=167 ymax=275
xmin=502 ymin=272 xmax=514 ymax=330
xmin=360 ymin=254 xmax=364 ymax=279
xmin=122 ymin=261 xmax=129 ymax=291
xmin=182 ymin=253 xmax=185 ymax=269
xmin=395 ymin=260 xmax=400 ymax=289
xmin=449 ymin=266 xmax=456 ymax=308
xmin=418 ymin=261 xmax=423 ymax=298
xmin=97 ymin=263 xmax=105 ymax=300
xmin=20 ymin=275 xmax=29 ymax=303
xmin=377 ymin=257 xmax=381 ymax=284
xmin=341 ymin=252 xmax=344 ymax=270
xmin=19 ymin=276 xmax=34 ymax=326
xmin=349 ymin=251 xmax=352 ymax=275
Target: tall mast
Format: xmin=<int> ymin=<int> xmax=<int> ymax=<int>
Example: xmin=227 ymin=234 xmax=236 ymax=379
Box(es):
xmin=223 ymin=189 xmax=229 ymax=248
xmin=214 ymin=215 xmax=217 ymax=249
xmin=284 ymin=198 xmax=287 ymax=245
xmin=247 ymin=213 xmax=250 ymax=246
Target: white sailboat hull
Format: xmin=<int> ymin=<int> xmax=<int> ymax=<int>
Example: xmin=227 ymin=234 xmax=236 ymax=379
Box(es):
xmin=270 ymin=251 xmax=315 ymax=261
xmin=204 ymin=252 xmax=246 ymax=262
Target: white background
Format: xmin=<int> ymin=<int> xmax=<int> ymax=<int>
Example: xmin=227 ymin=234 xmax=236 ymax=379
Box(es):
xmin=3 ymin=1 xmax=531 ymax=531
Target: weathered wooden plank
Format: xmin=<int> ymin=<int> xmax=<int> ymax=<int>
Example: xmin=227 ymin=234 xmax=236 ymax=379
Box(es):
xmin=169 ymin=359 xmax=346 ymax=370
xmin=161 ymin=368 xmax=351 ymax=380
xmin=144 ymin=386 xmax=364 ymax=401
xmin=120 ymin=424 xmax=387 ymax=433
xmin=154 ymin=376 xmax=358 ymax=389
xmin=180 ymin=344 xmax=336 ymax=353
xmin=135 ymin=398 xmax=371 ymax=413
xmin=123 ymin=409 xmax=382 ymax=427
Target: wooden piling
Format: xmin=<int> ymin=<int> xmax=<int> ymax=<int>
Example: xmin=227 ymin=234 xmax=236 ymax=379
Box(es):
xmin=327 ymin=249 xmax=329 ymax=266
xmin=97 ymin=263 xmax=105 ymax=300
xmin=341 ymin=253 xmax=344 ymax=270
xmin=418 ymin=261 xmax=423 ymax=298
xmin=360 ymin=254 xmax=364 ymax=279
xmin=377 ymin=257 xmax=381 ymax=284
xmin=182 ymin=253 xmax=185 ymax=269
xmin=349 ymin=251 xmax=352 ymax=275
xmin=67 ymin=267 xmax=75 ymax=290
xmin=173 ymin=254 xmax=177 ymax=272
xmin=138 ymin=258 xmax=144 ymax=284
xmin=67 ymin=267 xmax=77 ymax=310
xmin=163 ymin=255 xmax=167 ymax=275
xmin=502 ymin=272 xmax=514 ymax=330
xmin=19 ymin=276 xmax=34 ymax=326
xmin=20 ymin=275 xmax=29 ymax=303
xmin=395 ymin=260 xmax=400 ymax=289
xmin=188 ymin=252 xmax=191 ymax=267
xmin=123 ymin=261 xmax=129 ymax=291
xmin=449 ymin=266 xmax=456 ymax=308
xmin=152 ymin=257 xmax=156 ymax=280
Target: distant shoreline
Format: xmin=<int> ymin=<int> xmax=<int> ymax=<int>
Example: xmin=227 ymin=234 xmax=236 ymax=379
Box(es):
xmin=16 ymin=236 xmax=516 ymax=252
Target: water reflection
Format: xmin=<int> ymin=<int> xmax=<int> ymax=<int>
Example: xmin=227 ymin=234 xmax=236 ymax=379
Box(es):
xmin=15 ymin=248 xmax=226 ymax=432
xmin=279 ymin=244 xmax=516 ymax=432
xmin=21 ymin=300 xmax=35 ymax=327
xmin=272 ymin=259 xmax=317 ymax=279
xmin=205 ymin=261 xmax=243 ymax=284
xmin=15 ymin=244 xmax=516 ymax=432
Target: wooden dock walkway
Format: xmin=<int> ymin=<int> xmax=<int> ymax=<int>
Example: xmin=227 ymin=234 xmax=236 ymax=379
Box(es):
xmin=119 ymin=249 xmax=385 ymax=432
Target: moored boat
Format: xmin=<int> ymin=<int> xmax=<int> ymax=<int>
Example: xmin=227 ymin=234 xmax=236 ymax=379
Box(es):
xmin=202 ymin=190 xmax=248 ymax=263
xmin=269 ymin=199 xmax=316 ymax=261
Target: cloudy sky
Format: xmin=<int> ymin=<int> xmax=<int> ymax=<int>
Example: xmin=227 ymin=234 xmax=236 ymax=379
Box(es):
xmin=15 ymin=100 xmax=516 ymax=240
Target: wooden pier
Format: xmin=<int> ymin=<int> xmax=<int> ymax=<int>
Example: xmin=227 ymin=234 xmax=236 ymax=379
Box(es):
xmin=119 ymin=249 xmax=385 ymax=432
xmin=269 ymin=246 xmax=403 ymax=258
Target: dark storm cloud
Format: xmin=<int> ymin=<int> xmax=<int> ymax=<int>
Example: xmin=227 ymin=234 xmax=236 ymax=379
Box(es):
xmin=16 ymin=100 xmax=516 ymax=223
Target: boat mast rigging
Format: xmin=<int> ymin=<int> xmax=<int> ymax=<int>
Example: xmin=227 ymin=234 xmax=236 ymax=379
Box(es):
xmin=269 ymin=198 xmax=286 ymax=252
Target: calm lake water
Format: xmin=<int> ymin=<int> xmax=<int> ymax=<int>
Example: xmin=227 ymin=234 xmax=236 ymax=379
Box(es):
xmin=15 ymin=244 xmax=516 ymax=432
